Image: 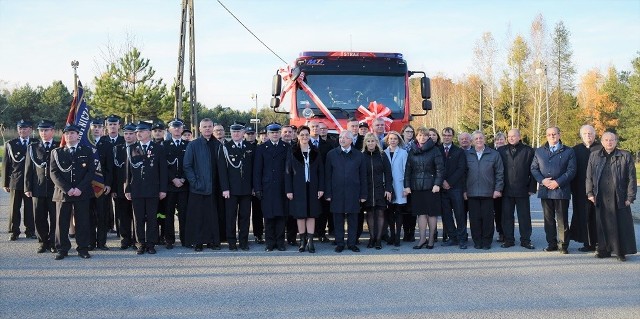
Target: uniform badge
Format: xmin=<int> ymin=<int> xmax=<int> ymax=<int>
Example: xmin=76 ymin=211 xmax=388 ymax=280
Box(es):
xmin=82 ymin=163 xmax=87 ymax=167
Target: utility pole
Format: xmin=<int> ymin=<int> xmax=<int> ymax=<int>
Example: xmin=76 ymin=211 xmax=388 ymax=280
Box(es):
xmin=175 ymin=0 xmax=198 ymax=137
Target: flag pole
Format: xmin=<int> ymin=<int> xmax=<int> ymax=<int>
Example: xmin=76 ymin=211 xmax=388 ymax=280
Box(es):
xmin=71 ymin=60 xmax=79 ymax=93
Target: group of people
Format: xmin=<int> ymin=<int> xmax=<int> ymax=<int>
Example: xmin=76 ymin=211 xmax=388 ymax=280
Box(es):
xmin=3 ymin=115 xmax=637 ymax=261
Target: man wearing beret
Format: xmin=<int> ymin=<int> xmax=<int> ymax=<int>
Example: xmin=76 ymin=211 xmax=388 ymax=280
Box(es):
xmin=25 ymin=120 xmax=59 ymax=253
xmin=3 ymin=120 xmax=38 ymax=241
xmin=50 ymin=125 xmax=95 ymax=260
xmin=253 ymin=122 xmax=289 ymax=251
xmin=124 ymin=122 xmax=168 ymax=255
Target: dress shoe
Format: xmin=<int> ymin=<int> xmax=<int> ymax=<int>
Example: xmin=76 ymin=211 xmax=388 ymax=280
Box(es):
xmin=413 ymin=241 xmax=427 ymax=249
xmin=496 ymin=234 xmax=504 ymax=242
xmin=394 ymin=236 xmax=401 ymax=247
xmin=594 ymin=251 xmax=610 ymax=258
xmin=474 ymin=244 xmax=482 ymax=249
xmin=501 ymin=242 xmax=515 ymax=248
xmin=375 ymin=240 xmax=382 ymax=250
xmin=307 ymin=236 xmax=315 ymax=253
xmin=543 ymin=246 xmax=558 ymax=252
xmin=521 ymin=243 xmax=535 ymax=250
xmin=277 ymin=245 xmax=286 ymax=251
xmin=96 ymin=245 xmax=110 ymax=251
xmin=166 ymin=243 xmax=174 ymax=250
xmin=367 ymin=239 xmax=374 ymax=249
xmin=443 ymin=241 xmax=458 ymax=247
xmin=459 ymin=243 xmax=467 ymax=249
xmin=335 ymin=245 xmax=344 ymax=253
xmin=54 ymin=252 xmax=67 ymax=260
xmin=483 ymin=245 xmax=491 ymax=250
xmin=147 ymin=246 xmax=157 ymax=254
xmin=348 ymin=245 xmax=360 ymax=252
xmin=298 ymin=233 xmax=307 ymax=252
xmin=137 ymin=247 xmax=146 ymax=254
xmin=265 ymin=246 xmax=274 ymax=252
xmin=208 ymin=244 xmax=221 ymax=250
xmin=255 ymin=236 xmax=265 ymax=244
xmin=49 ymin=247 xmax=57 ymax=253
xmin=578 ymin=246 xmax=596 ymax=252
xmin=240 ymin=244 xmax=250 ymax=251
xmin=426 ymin=244 xmax=434 ymax=250
xmin=559 ymin=248 xmax=568 ymax=254
xmin=120 ymin=244 xmax=130 ymax=250
xmin=9 ymin=234 xmax=17 ymax=241
xmin=229 ymin=243 xmax=238 ymax=251
xmin=78 ymin=251 xmax=91 ymax=259
xmin=617 ymin=255 xmax=627 ymax=262
xmin=88 ymin=245 xmax=95 ymax=251
xmin=194 ymin=244 xmax=203 ymax=252
xmin=37 ymin=246 xmax=48 ymax=254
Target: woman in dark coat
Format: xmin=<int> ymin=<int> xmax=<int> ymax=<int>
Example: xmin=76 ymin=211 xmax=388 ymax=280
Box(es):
xmin=362 ymin=133 xmax=393 ymax=249
xmin=285 ymin=126 xmax=324 ymax=253
xmin=586 ymin=131 xmax=637 ymax=261
xmin=404 ymin=127 xmax=444 ymax=250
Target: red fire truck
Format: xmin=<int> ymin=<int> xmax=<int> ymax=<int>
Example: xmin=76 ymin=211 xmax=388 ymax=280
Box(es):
xmin=270 ymin=51 xmax=431 ymax=133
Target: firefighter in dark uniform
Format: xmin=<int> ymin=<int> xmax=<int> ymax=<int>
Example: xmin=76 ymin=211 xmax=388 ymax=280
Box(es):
xmin=244 ymin=126 xmax=264 ymax=243
xmin=25 ymin=120 xmax=59 ymax=253
xmin=50 ymin=124 xmax=95 ymax=260
xmin=219 ymin=122 xmax=254 ymax=251
xmin=151 ymin=121 xmax=168 ymax=244
xmin=253 ymin=122 xmax=289 ymax=251
xmin=161 ymin=118 xmax=189 ymax=249
xmin=3 ymin=119 xmax=38 ymax=240
xmin=124 ymin=122 xmax=168 ymax=255
xmin=104 ymin=114 xmax=125 ymax=234
xmin=90 ymin=118 xmax=114 ymax=250
xmin=112 ymin=123 xmax=137 ymax=249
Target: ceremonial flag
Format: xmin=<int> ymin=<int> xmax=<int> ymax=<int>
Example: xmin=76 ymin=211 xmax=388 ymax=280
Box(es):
xmin=61 ymin=80 xmax=105 ymax=197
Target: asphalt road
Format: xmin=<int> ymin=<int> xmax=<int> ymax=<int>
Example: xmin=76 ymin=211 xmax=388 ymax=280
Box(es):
xmin=1 ymin=192 xmax=638 ymax=319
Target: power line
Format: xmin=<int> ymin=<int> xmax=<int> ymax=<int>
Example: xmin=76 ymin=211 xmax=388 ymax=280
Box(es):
xmin=217 ymin=0 xmax=288 ymax=64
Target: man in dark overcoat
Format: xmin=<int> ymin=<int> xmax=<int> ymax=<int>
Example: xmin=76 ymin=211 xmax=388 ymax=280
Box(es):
xmin=112 ymin=123 xmax=137 ymax=249
xmin=89 ymin=118 xmax=114 ymax=250
xmin=104 ymin=114 xmax=125 ymax=234
xmin=253 ymin=122 xmax=289 ymax=251
xmin=439 ymin=127 xmax=468 ymax=249
xmin=25 ymin=120 xmax=59 ymax=253
xmin=325 ymin=130 xmax=367 ymax=253
xmin=570 ymin=125 xmax=602 ymax=252
xmin=3 ymin=120 xmax=38 ymax=240
xmin=497 ymin=129 xmax=537 ymax=249
xmin=244 ymin=126 xmax=264 ymax=244
xmin=50 ymin=125 xmax=95 ymax=260
xmin=309 ymin=120 xmax=337 ymax=243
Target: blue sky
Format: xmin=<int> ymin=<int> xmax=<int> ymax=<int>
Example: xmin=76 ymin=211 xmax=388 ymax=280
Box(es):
xmin=1 ymin=0 xmax=638 ymax=112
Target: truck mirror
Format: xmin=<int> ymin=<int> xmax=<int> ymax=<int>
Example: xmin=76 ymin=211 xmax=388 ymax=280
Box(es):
xmin=421 ymin=77 xmax=431 ymax=100
xmin=291 ymin=67 xmax=302 ymax=82
xmin=270 ymin=97 xmax=280 ymax=109
xmin=272 ymin=74 xmax=282 ymax=96
xmin=422 ymin=100 xmax=432 ymax=111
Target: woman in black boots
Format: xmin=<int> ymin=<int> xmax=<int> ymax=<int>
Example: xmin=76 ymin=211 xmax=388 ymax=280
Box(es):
xmin=285 ymin=126 xmax=324 ymax=253
xmin=362 ymin=133 xmax=393 ymax=249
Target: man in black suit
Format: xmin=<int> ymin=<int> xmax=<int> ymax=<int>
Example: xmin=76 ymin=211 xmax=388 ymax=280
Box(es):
xmin=104 ymin=114 xmax=124 ymax=234
xmin=253 ymin=122 xmax=289 ymax=251
xmin=25 ymin=120 xmax=59 ymax=253
xmin=310 ymin=120 xmax=337 ymax=243
xmin=244 ymin=126 xmax=264 ymax=244
xmin=439 ymin=127 xmax=468 ymax=249
xmin=219 ymin=122 xmax=254 ymax=251
xmin=50 ymin=125 xmax=95 ymax=260
xmin=3 ymin=119 xmax=38 ymax=240
xmin=112 ymin=123 xmax=137 ymax=249
xmin=281 ymin=125 xmax=298 ymax=246
xmin=124 ymin=122 xmax=168 ymax=255
xmin=90 ymin=118 xmax=114 ymax=250
xmin=162 ymin=119 xmax=189 ymax=249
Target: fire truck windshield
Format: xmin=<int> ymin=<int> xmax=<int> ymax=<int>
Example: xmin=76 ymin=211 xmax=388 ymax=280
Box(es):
xmin=296 ymin=74 xmax=406 ymax=119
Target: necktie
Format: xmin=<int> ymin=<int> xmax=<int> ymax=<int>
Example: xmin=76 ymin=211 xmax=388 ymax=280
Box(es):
xmin=45 ymin=142 xmax=50 ymax=150
xmin=551 ymin=145 xmax=556 ymax=153
xmin=142 ymin=145 xmax=148 ymax=153
xmin=444 ymin=146 xmax=449 ymax=157
xmin=111 ymin=138 xmax=116 ymax=144
xmin=313 ymin=139 xmax=319 ymax=148
xmin=70 ymin=147 xmax=76 ymax=155
xmin=22 ymin=139 xmax=27 ymax=147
